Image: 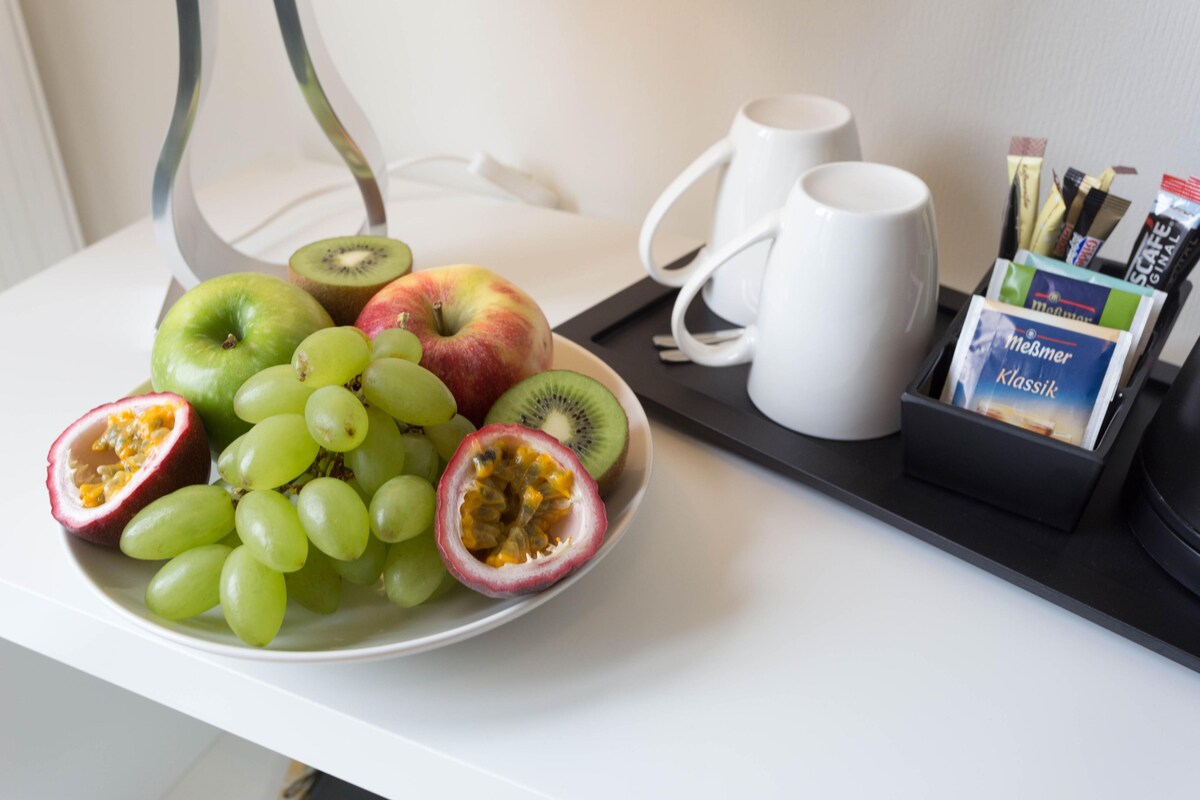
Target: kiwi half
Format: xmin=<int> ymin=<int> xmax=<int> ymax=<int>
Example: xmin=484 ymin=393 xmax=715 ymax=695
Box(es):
xmin=484 ymin=370 xmax=629 ymax=496
xmin=288 ymin=236 xmax=413 ymax=325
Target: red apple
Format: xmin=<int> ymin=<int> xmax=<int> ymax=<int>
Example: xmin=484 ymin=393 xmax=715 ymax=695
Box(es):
xmin=355 ymin=265 xmax=553 ymax=425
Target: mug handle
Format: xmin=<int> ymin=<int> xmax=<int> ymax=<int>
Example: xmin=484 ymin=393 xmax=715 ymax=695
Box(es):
xmin=670 ymin=209 xmax=781 ymax=366
xmin=639 ymin=138 xmax=735 ymax=287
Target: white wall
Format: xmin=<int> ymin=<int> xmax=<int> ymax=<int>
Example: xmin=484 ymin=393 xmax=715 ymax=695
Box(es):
xmin=18 ymin=0 xmax=316 ymax=244
xmin=20 ymin=0 xmax=1200 ymax=297
xmin=0 ymin=0 xmax=81 ymax=290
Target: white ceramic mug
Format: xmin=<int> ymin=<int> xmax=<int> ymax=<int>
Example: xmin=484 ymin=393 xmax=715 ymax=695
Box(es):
xmin=640 ymin=94 xmax=861 ymax=325
xmin=671 ymin=161 xmax=938 ymax=440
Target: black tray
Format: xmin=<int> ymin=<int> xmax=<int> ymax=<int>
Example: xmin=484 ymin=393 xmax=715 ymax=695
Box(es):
xmin=555 ymin=255 xmax=1200 ymax=675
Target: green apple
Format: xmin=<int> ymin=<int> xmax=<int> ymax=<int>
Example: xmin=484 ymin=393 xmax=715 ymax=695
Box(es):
xmin=152 ymin=273 xmax=333 ymax=450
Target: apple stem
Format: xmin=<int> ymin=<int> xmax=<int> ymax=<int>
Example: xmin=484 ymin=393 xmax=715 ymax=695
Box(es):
xmin=222 ymin=333 xmax=238 ymax=350
xmin=432 ymin=301 xmax=447 ymax=336
xmin=397 ymin=312 xmax=411 ymax=330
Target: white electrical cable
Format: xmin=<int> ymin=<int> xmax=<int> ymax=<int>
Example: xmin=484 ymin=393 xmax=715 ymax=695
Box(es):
xmin=229 ymin=152 xmax=558 ymax=246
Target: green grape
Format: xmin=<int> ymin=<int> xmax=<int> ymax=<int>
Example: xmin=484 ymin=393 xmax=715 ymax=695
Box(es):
xmin=291 ymin=326 xmax=370 ymax=387
xmin=236 ymin=414 xmax=320 ymax=490
xmin=347 ymin=478 xmax=372 ymax=505
xmin=220 ymin=546 xmax=287 ymax=647
xmin=218 ymin=530 xmax=242 ymax=548
xmin=145 ymin=544 xmax=231 ymax=620
xmin=212 ymin=478 xmax=243 ymax=501
xmin=217 ymin=434 xmax=246 ymax=487
xmin=361 ymin=358 xmax=456 ymax=426
xmin=424 ymin=414 xmax=476 ymax=461
xmin=369 ymin=475 xmax=436 ymax=543
xmin=428 ymin=570 xmax=460 ymax=602
xmin=296 ymin=477 xmax=370 ymax=561
xmin=234 ymin=364 xmax=316 ymax=423
xmin=234 ymin=490 xmax=308 ymax=573
xmin=344 ymin=406 xmax=406 ymax=498
xmin=121 ymin=485 xmax=235 ymax=560
xmin=400 ymin=431 xmax=439 ymax=483
xmin=370 ymin=328 xmax=422 ymax=363
xmin=384 ymin=533 xmax=448 ymax=608
xmin=304 ymin=385 xmax=369 ymax=452
xmin=332 ymin=534 xmax=388 ymax=586
xmin=285 ymin=547 xmax=341 ymax=614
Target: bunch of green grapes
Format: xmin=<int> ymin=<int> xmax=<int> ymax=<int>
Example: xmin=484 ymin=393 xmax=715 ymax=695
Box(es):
xmin=119 ymin=326 xmax=478 ymax=647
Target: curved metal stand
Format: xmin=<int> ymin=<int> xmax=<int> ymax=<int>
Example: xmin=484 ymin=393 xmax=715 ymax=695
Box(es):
xmin=152 ymin=0 xmax=387 ymax=297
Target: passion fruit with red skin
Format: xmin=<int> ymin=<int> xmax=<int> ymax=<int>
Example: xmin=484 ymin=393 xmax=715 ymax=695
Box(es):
xmin=435 ymin=424 xmax=607 ymax=598
xmin=46 ymin=393 xmax=211 ymax=547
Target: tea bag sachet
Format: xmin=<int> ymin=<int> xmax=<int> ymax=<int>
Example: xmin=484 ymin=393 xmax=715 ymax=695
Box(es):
xmin=942 ymin=297 xmax=1131 ymax=450
xmin=987 ymin=256 xmax=1156 ymax=383
xmin=1014 ymin=249 xmax=1165 ymax=361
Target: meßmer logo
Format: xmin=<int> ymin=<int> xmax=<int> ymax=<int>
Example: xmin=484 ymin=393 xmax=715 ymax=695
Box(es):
xmin=1004 ymin=327 xmax=1074 ymax=364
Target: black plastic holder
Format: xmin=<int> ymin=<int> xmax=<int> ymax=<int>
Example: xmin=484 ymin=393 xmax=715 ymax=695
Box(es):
xmin=902 ymin=270 xmax=1190 ymax=531
xmin=554 ymin=252 xmax=1200 ymax=675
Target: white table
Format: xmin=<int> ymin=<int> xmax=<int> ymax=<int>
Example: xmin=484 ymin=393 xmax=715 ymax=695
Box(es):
xmin=5 ymin=157 xmax=1200 ymax=800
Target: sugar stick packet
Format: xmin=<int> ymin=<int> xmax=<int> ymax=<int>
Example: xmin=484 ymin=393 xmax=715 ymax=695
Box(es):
xmin=1060 ymin=168 xmax=1087 ymax=213
xmin=1098 ymin=165 xmax=1138 ymax=193
xmin=1004 ymin=136 xmax=1048 ymax=253
xmin=1029 ymin=171 xmax=1066 ymax=256
xmin=1014 ymin=249 xmax=1165 ymax=362
xmin=942 ymin=297 xmax=1131 ymax=450
xmin=1124 ymin=175 xmax=1200 ymax=291
xmin=1053 ymin=172 xmax=1102 ymax=258
xmin=987 ymin=256 xmax=1152 ymax=384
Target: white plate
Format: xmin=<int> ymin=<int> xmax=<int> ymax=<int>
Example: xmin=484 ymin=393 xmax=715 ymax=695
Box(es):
xmin=62 ymin=334 xmax=652 ymax=663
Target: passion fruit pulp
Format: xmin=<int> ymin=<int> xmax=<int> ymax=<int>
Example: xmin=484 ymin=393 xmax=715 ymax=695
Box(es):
xmin=436 ymin=424 xmax=607 ymax=598
xmin=46 ymin=393 xmax=210 ymax=546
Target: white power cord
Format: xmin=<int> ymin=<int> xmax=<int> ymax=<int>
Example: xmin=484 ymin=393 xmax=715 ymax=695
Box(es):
xmin=463 ymin=152 xmax=561 ymax=209
xmin=230 ymin=151 xmax=560 ymax=246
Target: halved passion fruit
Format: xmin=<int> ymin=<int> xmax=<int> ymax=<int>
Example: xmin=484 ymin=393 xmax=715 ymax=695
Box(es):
xmin=435 ymin=424 xmax=607 ymax=598
xmin=46 ymin=393 xmax=211 ymax=546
